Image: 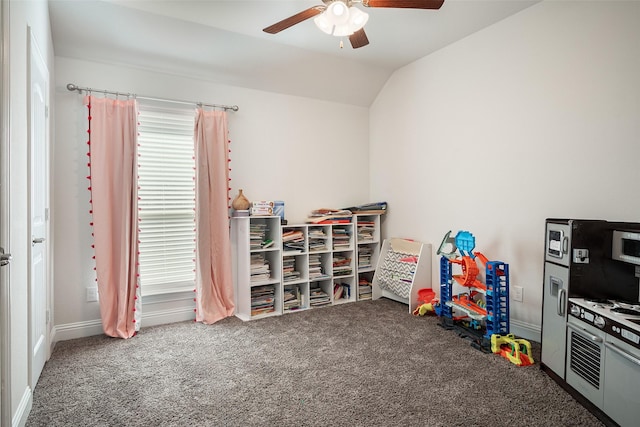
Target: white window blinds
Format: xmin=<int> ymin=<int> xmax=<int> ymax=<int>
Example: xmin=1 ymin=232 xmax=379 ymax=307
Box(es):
xmin=137 ymin=102 xmax=196 ymax=296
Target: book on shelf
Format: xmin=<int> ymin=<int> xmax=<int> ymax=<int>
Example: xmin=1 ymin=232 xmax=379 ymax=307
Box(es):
xmin=249 ymin=223 xmax=269 ymax=249
xmin=305 ymin=208 xmax=353 ymax=224
xmin=313 ymin=219 xmax=351 ymax=224
xmin=309 ymin=251 xmax=330 ymax=280
xmin=250 ymin=253 xmax=271 ymax=283
xmin=282 ymin=229 xmax=304 ymax=242
xmin=282 ymin=228 xmax=305 ymax=252
xmin=308 ymin=228 xmax=328 ymax=238
xmin=358 ymin=277 xmax=372 ymax=298
xmin=283 ymin=285 xmax=303 ymax=311
xmin=343 ymin=201 xmax=387 ymax=215
xmin=309 ymin=286 xmax=331 ymax=307
xmin=332 ymin=253 xmax=353 ymax=276
xmin=352 ymin=210 xmax=386 ymax=215
xmin=333 ymin=282 xmax=351 ymax=300
xmin=282 ymin=255 xmax=302 ymax=282
xmin=358 ymin=246 xmax=373 ymax=269
xmin=309 ymin=208 xmax=352 ymax=216
xmin=332 ymin=227 xmax=351 ymax=249
xmin=357 ymin=224 xmax=375 ymax=242
xmin=308 ymin=229 xmax=328 ymax=250
xmin=250 ymin=285 xmax=276 ymax=316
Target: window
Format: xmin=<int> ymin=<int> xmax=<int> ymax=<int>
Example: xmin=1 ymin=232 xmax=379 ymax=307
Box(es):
xmin=137 ymin=102 xmax=196 ymax=295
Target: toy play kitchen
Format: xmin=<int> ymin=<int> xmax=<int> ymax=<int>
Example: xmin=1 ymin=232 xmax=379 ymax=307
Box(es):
xmin=541 ymin=219 xmax=640 ymax=427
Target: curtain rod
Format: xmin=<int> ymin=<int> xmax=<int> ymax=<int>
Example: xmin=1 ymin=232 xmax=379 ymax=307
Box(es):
xmin=66 ymin=83 xmax=239 ymax=112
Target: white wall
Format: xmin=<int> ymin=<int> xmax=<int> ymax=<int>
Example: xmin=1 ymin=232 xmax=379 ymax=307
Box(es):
xmin=7 ymin=0 xmax=55 ymax=424
xmin=53 ymin=57 xmax=370 ymax=334
xmin=370 ymin=0 xmax=640 ymax=338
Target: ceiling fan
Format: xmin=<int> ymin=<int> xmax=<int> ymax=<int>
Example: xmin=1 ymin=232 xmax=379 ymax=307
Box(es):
xmin=263 ymin=0 xmax=445 ymax=49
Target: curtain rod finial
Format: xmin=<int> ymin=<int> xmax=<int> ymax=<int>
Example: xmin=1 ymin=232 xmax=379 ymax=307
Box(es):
xmin=66 ymin=83 xmax=77 ymax=92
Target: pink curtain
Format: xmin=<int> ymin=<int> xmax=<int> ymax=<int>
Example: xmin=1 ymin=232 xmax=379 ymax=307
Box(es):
xmin=194 ymin=109 xmax=235 ymax=323
xmin=85 ymin=96 xmax=140 ymax=338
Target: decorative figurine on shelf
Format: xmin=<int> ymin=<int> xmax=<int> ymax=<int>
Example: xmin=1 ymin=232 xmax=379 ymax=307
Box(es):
xmin=231 ymin=189 xmax=251 ymax=217
xmin=231 ymin=189 xmax=250 ymax=210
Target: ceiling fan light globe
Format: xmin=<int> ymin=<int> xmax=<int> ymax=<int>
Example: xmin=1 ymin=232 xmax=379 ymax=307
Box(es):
xmin=333 ymin=23 xmax=354 ymax=37
xmin=326 ymin=1 xmax=350 ymax=26
xmin=348 ymin=7 xmax=369 ymax=32
xmin=314 ymin=15 xmax=334 ymax=35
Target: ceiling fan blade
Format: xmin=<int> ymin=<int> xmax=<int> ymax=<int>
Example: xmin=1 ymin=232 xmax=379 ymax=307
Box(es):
xmin=363 ymin=0 xmax=445 ymax=9
xmin=349 ymin=28 xmax=370 ymax=49
xmin=263 ymin=6 xmax=325 ymax=34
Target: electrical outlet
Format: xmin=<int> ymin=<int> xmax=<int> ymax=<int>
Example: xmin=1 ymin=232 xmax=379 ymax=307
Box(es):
xmin=86 ymin=287 xmax=99 ymax=302
xmin=512 ymin=285 xmax=523 ymax=302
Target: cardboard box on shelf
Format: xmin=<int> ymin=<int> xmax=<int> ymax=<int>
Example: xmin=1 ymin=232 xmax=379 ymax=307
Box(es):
xmin=251 ymin=201 xmax=274 ymax=208
xmin=251 ymin=206 xmax=274 ymax=216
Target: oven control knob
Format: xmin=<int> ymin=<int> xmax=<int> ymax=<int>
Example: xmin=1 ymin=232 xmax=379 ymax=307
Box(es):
xmin=570 ymin=304 xmax=581 ymax=316
xmin=594 ymin=316 xmax=606 ymax=329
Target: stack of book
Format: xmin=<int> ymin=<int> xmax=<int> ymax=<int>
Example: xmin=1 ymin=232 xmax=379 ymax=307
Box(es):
xmin=306 ymin=208 xmax=352 ymax=224
xmin=282 ymin=228 xmax=305 ymax=253
xmin=332 ymin=254 xmax=352 ymax=277
xmin=358 ymin=277 xmax=373 ymax=300
xmin=282 ymin=255 xmax=301 ymax=282
xmin=309 ymin=286 xmax=331 ymax=307
xmin=333 ymin=282 xmax=351 ymax=301
xmin=308 ymin=253 xmax=329 ymax=281
xmin=308 ymin=227 xmax=328 ymax=252
xmin=283 ymin=285 xmax=303 ymax=312
xmin=358 ymin=246 xmax=373 ymax=270
xmin=343 ymin=201 xmax=387 ymax=215
xmin=250 ymin=285 xmax=275 ymax=316
xmin=332 ymin=227 xmax=351 ymax=249
xmin=249 ymin=223 xmax=268 ymax=250
xmin=250 ymin=253 xmax=270 ymax=283
xmin=356 ymin=221 xmax=375 ymax=242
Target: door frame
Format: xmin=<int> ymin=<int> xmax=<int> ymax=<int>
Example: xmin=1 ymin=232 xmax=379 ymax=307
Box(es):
xmin=0 ymin=0 xmax=12 ymax=424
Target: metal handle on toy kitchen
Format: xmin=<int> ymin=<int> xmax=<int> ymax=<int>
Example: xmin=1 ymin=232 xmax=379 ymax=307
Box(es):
xmin=567 ymin=323 xmax=603 ymax=343
xmin=557 ymin=289 xmax=566 ymax=316
xmin=32 ymin=237 xmax=45 ymax=246
xmin=605 ymin=342 xmax=640 ymax=367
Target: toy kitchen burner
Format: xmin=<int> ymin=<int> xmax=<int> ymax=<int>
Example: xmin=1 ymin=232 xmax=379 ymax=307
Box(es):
xmin=568 ymin=297 xmax=640 ymax=349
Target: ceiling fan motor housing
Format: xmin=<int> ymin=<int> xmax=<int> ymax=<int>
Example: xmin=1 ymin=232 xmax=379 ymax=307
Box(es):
xmin=263 ymin=0 xmax=445 ymax=48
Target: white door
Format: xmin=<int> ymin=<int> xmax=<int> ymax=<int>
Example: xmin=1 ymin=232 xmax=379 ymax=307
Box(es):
xmin=29 ymin=29 xmax=49 ymax=389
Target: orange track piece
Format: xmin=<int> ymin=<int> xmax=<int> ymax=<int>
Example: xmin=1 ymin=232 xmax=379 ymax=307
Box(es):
xmin=451 ymin=294 xmax=487 ymax=316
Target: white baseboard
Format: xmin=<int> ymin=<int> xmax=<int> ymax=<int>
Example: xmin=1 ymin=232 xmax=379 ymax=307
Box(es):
xmin=13 ymin=386 xmax=32 ymax=427
xmin=52 ymin=308 xmax=196 ymax=342
xmin=510 ymin=319 xmax=541 ymax=343
xmin=51 ymin=319 xmax=104 ymax=342
xmin=139 ymin=307 xmax=196 ymax=328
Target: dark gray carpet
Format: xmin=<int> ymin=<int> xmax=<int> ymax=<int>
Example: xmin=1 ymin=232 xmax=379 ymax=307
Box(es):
xmin=27 ymin=298 xmax=603 ymax=426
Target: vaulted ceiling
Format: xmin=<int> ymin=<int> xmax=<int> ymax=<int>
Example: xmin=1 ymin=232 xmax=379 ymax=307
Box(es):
xmin=48 ymin=0 xmax=538 ymax=106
